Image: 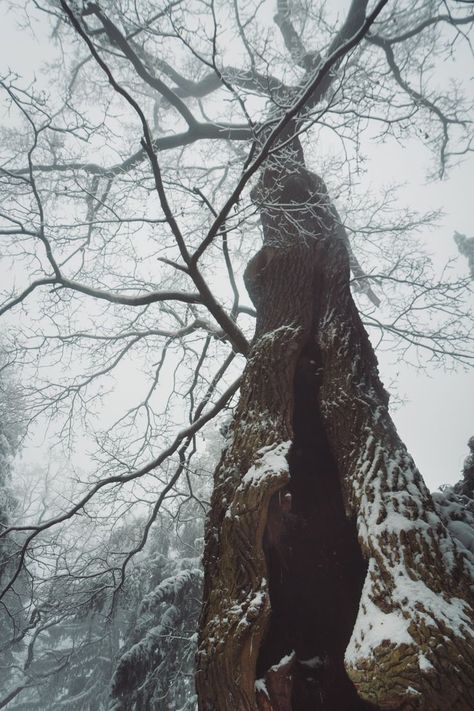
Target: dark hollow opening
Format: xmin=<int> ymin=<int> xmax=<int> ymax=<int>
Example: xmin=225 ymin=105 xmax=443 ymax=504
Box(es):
xmin=257 ymin=343 xmax=379 ymax=710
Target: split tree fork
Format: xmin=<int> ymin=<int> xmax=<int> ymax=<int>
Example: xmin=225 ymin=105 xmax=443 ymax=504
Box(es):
xmin=1 ymin=0 xmax=473 ymax=709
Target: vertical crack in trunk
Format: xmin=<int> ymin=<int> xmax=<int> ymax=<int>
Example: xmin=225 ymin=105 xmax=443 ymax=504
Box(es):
xmin=257 ymin=339 xmax=377 ymax=711
xmin=197 ymin=148 xmax=474 ymax=710
xmin=251 ymin=147 xmax=375 ymax=708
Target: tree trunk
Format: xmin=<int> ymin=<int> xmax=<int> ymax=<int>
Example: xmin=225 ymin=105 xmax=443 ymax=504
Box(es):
xmin=196 ymin=146 xmax=474 ymax=710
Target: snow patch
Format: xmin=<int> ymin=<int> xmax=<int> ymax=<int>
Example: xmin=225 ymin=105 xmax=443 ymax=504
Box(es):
xmin=232 ymin=578 xmax=269 ymax=631
xmin=255 ymin=678 xmax=269 ymax=697
xmin=139 ymin=569 xmax=202 ymax=614
xmin=346 ymin=555 xmax=471 ymax=667
xmin=418 ymin=654 xmax=433 ymax=671
xmin=269 ymin=651 xmax=295 ymax=672
xmin=448 ymin=520 xmax=474 ymax=553
xmin=240 ymin=441 xmax=291 ymax=487
xmin=257 ymin=324 xmax=302 ymax=343
xmin=345 ymin=572 xmax=413 ymax=666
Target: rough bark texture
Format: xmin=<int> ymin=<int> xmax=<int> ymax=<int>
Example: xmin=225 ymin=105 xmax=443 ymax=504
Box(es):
xmin=196 ymin=147 xmax=474 ymax=709
xmin=314 ymin=231 xmax=474 ymax=709
xmin=195 ymin=242 xmax=315 ymax=709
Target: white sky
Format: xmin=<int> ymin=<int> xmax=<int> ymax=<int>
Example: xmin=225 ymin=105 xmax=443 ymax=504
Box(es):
xmin=0 ymin=2 xmax=473 ymax=492
xmin=377 ymin=150 xmax=474 ymax=489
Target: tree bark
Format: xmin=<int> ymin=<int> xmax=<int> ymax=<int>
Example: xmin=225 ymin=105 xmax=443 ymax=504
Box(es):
xmin=314 ymin=216 xmax=474 ymax=709
xmin=196 ymin=146 xmax=474 ymax=709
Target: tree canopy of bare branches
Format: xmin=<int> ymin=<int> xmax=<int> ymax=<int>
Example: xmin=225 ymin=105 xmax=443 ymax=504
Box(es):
xmin=0 ymin=0 xmax=473 ymax=709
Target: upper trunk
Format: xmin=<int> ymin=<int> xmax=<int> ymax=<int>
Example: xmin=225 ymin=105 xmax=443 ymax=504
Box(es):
xmin=196 ymin=144 xmax=474 ymax=710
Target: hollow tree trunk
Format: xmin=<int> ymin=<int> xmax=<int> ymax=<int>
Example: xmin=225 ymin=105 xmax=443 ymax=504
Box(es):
xmin=196 ymin=145 xmax=474 ymax=710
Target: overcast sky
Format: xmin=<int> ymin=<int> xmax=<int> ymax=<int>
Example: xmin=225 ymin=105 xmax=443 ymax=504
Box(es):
xmin=378 ymin=149 xmax=474 ymax=490
xmin=0 ymin=2 xmax=473 ymax=492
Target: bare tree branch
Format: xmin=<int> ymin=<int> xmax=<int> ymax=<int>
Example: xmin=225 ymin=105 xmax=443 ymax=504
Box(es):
xmin=83 ymin=3 xmax=198 ymax=129
xmin=375 ymin=11 xmax=474 ymax=44
xmin=0 ymin=279 xmax=202 ymax=317
xmin=60 ymin=0 xmax=250 ymax=356
xmin=368 ymin=33 xmax=466 ymax=175
xmin=274 ymin=0 xmax=315 ymax=70
xmin=6 ymin=122 xmax=252 ymax=177
xmin=0 ymin=375 xmax=241 ymax=601
xmin=191 ymin=0 xmax=390 ymax=264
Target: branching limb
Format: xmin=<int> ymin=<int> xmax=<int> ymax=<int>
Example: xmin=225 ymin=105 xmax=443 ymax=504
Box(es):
xmin=6 ymin=122 xmax=252 ymax=177
xmin=368 ymin=33 xmax=466 ymax=175
xmin=132 ymin=42 xmax=287 ymax=99
xmin=0 ymin=375 xmax=241 ymax=600
xmin=83 ymin=3 xmax=198 ymax=129
xmin=302 ymin=0 xmax=371 ymax=109
xmin=60 ymin=0 xmax=250 ymax=356
xmin=86 ymin=3 xmax=285 ymax=127
xmin=191 ymin=0 xmax=389 ymax=264
xmin=0 ymin=278 xmax=201 ymax=317
xmin=376 ymin=10 xmax=474 ymax=44
xmin=274 ymin=0 xmax=315 ymax=70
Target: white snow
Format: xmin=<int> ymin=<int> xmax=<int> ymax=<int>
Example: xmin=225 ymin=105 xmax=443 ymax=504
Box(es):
xmin=257 ymin=324 xmax=302 ymax=343
xmin=298 ymin=655 xmax=325 ymax=669
xmin=445 ymin=520 xmax=474 ymax=553
xmin=432 ymin=488 xmax=474 ymax=562
xmin=345 ymin=568 xmax=414 ymax=667
xmin=240 ymin=441 xmax=291 ymax=487
xmin=139 ymin=568 xmax=202 ymax=614
xmin=233 ymin=578 xmax=269 ymax=631
xmin=269 ymin=651 xmax=295 ymax=672
xmin=255 ymin=678 xmax=269 ymax=697
xmin=346 ymin=444 xmax=473 ymax=667
xmin=418 ymin=654 xmax=433 ymax=671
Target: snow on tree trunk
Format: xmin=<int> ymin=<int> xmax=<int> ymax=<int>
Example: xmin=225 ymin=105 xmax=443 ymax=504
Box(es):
xmin=315 ymin=225 xmax=474 ymax=709
xmin=196 ymin=216 xmax=315 ymax=709
xmin=196 ymin=147 xmax=474 ymax=710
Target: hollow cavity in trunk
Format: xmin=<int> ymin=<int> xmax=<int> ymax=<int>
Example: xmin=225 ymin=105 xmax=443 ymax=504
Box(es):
xmin=257 ymin=342 xmax=377 ymax=710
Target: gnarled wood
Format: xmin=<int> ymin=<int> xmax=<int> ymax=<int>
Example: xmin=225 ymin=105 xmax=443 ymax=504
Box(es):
xmin=197 ymin=150 xmax=474 ymax=709
xmin=196 ymin=229 xmax=316 ymax=709
xmin=312 ymin=231 xmax=474 ymax=709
